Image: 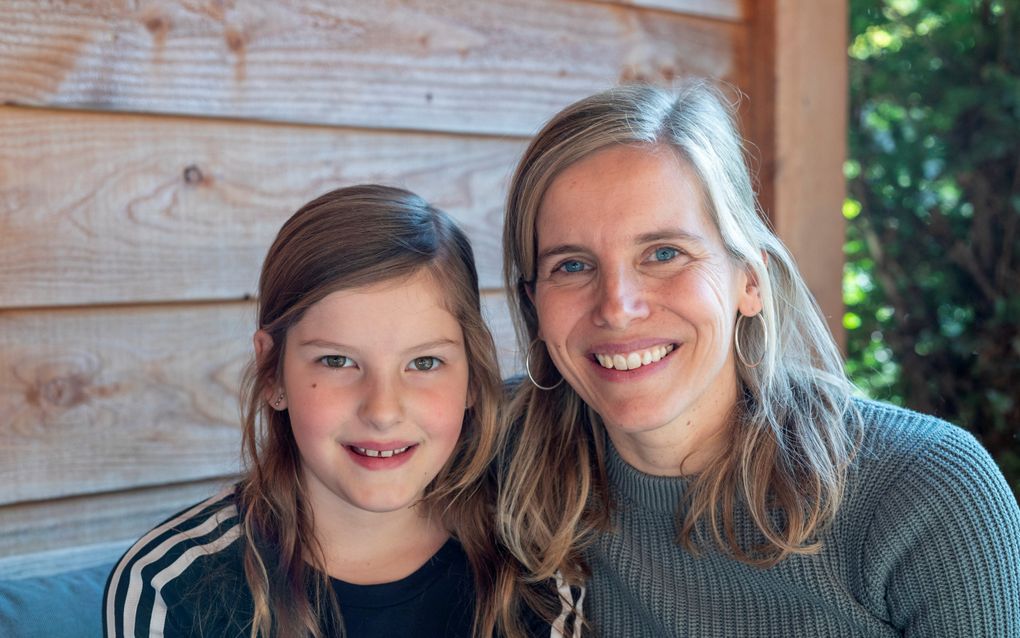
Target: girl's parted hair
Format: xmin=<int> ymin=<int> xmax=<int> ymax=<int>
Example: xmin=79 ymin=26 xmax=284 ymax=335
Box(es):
xmin=238 ymin=184 xmax=509 ymax=637
xmin=500 ymin=83 xmax=862 ymax=580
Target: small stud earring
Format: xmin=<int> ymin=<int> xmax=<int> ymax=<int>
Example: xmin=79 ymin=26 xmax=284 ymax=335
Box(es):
xmin=273 ymin=393 xmax=285 ymax=408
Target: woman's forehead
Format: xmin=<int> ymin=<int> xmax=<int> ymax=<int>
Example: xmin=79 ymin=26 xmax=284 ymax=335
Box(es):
xmin=534 ymin=145 xmax=716 ymax=248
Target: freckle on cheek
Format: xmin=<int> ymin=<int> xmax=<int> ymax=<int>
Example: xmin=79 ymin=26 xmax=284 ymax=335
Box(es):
xmin=311 ymin=383 xmax=317 ymax=389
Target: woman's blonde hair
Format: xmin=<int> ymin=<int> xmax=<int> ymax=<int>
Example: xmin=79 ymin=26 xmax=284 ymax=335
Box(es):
xmin=238 ymin=184 xmax=514 ymax=636
xmin=500 ymin=82 xmax=862 ymax=580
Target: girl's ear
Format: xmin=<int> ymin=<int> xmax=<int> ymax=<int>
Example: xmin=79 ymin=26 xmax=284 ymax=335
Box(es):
xmin=253 ymin=329 xmax=273 ymax=360
xmin=253 ymin=330 xmax=287 ymax=410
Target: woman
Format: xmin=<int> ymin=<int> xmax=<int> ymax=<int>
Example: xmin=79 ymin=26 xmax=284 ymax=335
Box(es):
xmin=499 ymin=83 xmax=1020 ymax=637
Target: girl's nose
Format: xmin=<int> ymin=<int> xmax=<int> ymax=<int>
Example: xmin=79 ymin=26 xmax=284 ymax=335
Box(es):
xmin=358 ymin=376 xmax=404 ymax=430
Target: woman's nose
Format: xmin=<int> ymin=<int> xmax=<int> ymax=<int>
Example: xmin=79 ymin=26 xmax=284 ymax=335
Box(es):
xmin=593 ymin=267 xmax=650 ymax=330
xmin=358 ymin=377 xmax=404 ymax=429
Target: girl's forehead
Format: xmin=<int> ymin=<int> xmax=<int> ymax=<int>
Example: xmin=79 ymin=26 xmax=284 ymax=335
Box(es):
xmin=289 ymin=270 xmax=462 ymax=343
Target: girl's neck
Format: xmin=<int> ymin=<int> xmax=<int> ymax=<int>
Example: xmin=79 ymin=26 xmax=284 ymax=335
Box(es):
xmin=311 ymin=501 xmax=450 ymax=585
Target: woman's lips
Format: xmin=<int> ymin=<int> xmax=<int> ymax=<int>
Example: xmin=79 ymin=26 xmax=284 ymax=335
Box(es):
xmin=593 ymin=344 xmax=676 ymax=370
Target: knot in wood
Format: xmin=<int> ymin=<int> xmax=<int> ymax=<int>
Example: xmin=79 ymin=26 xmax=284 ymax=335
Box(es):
xmin=40 ymin=375 xmax=87 ymax=408
xmin=183 ymin=164 xmax=204 ymax=184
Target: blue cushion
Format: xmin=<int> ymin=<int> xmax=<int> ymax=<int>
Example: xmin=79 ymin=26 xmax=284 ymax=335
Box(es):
xmin=0 ymin=563 xmax=113 ymax=638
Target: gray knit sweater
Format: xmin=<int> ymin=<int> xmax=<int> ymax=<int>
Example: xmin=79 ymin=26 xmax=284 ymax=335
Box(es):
xmin=585 ymin=399 xmax=1020 ymax=637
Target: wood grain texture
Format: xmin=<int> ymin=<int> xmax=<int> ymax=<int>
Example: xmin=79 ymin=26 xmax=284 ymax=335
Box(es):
xmin=0 ymin=107 xmax=524 ymax=308
xmin=0 ymin=291 xmax=517 ymax=507
xmin=594 ymin=0 xmax=745 ymax=21
xmin=0 ymin=479 xmax=227 ymax=579
xmin=0 ymin=303 xmax=251 ymax=506
xmin=0 ymin=0 xmax=745 ymax=135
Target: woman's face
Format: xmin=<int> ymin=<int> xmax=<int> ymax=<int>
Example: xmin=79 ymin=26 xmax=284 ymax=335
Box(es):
xmin=531 ymin=144 xmax=760 ymax=450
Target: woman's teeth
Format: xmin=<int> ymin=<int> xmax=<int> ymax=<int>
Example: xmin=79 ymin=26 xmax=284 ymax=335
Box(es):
xmin=595 ymin=344 xmax=675 ymax=370
xmin=350 ymin=445 xmax=411 ymax=458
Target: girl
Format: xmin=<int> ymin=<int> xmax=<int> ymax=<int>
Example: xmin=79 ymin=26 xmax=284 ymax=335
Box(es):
xmin=104 ymin=185 xmax=566 ymax=637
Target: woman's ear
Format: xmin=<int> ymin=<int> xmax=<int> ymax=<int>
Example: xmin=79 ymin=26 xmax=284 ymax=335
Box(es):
xmin=737 ymin=254 xmax=766 ymax=317
xmin=254 ymin=330 xmax=287 ymax=410
xmin=520 ymin=278 xmax=544 ymax=340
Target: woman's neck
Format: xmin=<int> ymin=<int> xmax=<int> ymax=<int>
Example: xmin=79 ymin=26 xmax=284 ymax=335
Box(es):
xmin=605 ymin=393 xmax=734 ymax=477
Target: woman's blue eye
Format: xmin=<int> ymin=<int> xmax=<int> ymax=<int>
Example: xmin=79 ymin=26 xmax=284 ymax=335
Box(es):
xmin=410 ymin=357 xmax=440 ymax=371
xmin=560 ymin=260 xmax=586 ymax=273
xmin=321 ymin=355 xmax=350 ymax=368
xmin=652 ymin=247 xmax=679 ymax=262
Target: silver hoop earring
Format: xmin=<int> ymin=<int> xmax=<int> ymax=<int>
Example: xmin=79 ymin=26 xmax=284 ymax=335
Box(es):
xmin=734 ymin=312 xmax=767 ymax=369
xmin=525 ymin=339 xmax=563 ymax=391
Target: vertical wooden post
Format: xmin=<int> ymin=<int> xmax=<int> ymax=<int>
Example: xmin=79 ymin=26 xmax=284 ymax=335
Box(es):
xmin=747 ymin=0 xmax=848 ymax=348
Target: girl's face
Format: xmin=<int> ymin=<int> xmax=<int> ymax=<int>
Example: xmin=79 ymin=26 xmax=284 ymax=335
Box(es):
xmin=266 ymin=270 xmax=469 ymax=519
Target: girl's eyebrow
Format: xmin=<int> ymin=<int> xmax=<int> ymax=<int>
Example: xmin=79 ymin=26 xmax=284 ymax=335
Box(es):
xmin=297 ymin=338 xmax=461 ymax=351
xmin=408 ymin=338 xmax=462 ymax=351
xmin=298 ymin=338 xmax=352 ymax=348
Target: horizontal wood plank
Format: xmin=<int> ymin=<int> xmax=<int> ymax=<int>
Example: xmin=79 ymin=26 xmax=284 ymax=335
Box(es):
xmin=0 ymin=107 xmax=524 ymax=307
xmin=0 ymin=0 xmax=745 ymax=135
xmin=0 ymin=480 xmax=227 ymax=579
xmin=0 ymin=292 xmax=517 ymax=506
xmin=0 ymin=303 xmax=251 ymax=506
xmin=594 ymin=0 xmax=745 ymax=21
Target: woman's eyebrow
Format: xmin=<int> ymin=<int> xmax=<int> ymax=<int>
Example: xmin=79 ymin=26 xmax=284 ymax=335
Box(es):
xmin=634 ymin=229 xmax=706 ymax=244
xmin=538 ymin=230 xmax=705 ymax=262
xmin=536 ymin=244 xmax=588 ymax=263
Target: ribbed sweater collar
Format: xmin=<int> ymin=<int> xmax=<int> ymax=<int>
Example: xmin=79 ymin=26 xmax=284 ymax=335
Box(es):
xmin=606 ymin=439 xmax=690 ymax=514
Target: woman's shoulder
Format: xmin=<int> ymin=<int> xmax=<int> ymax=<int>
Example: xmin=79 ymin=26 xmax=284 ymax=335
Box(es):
xmin=103 ymin=484 xmax=246 ymax=636
xmin=851 ymin=397 xmax=993 ymax=476
xmin=846 ymin=397 xmax=1018 ymax=533
xmin=840 ymin=402 xmax=1020 ymax=633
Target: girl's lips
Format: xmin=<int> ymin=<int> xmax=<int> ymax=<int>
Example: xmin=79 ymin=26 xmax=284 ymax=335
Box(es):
xmin=344 ymin=443 xmax=418 ymax=469
xmin=348 ymin=444 xmax=412 ymax=458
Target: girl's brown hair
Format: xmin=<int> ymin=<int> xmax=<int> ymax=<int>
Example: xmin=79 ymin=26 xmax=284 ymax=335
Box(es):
xmin=500 ymin=82 xmax=862 ymax=583
xmin=238 ymin=184 xmax=512 ymax=636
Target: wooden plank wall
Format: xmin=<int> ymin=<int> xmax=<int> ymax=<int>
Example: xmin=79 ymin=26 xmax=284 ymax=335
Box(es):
xmin=0 ymin=0 xmax=846 ymax=578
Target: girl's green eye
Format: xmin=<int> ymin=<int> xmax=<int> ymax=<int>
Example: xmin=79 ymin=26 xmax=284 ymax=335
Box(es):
xmin=653 ymin=247 xmax=679 ymax=262
xmin=321 ymin=355 xmax=349 ymax=368
xmin=410 ymin=357 xmax=440 ymax=371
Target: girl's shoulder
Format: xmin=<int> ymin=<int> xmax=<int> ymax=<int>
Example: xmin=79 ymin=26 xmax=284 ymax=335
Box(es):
xmin=103 ymin=484 xmax=247 ymax=637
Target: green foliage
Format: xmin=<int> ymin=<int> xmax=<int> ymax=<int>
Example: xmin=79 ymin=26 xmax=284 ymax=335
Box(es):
xmin=846 ymin=0 xmax=1020 ymax=498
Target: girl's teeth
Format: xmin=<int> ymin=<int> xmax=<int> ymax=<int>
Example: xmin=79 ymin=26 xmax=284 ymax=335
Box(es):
xmin=353 ymin=445 xmax=410 ymax=458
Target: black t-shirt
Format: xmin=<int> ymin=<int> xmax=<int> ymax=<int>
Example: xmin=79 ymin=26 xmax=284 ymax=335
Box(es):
xmin=104 ymin=489 xmax=577 ymax=637
xmin=332 ymin=538 xmax=473 ymax=637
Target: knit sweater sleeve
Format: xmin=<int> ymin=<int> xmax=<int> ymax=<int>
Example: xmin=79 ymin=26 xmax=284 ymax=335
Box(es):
xmin=862 ymin=422 xmax=1020 ymax=637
